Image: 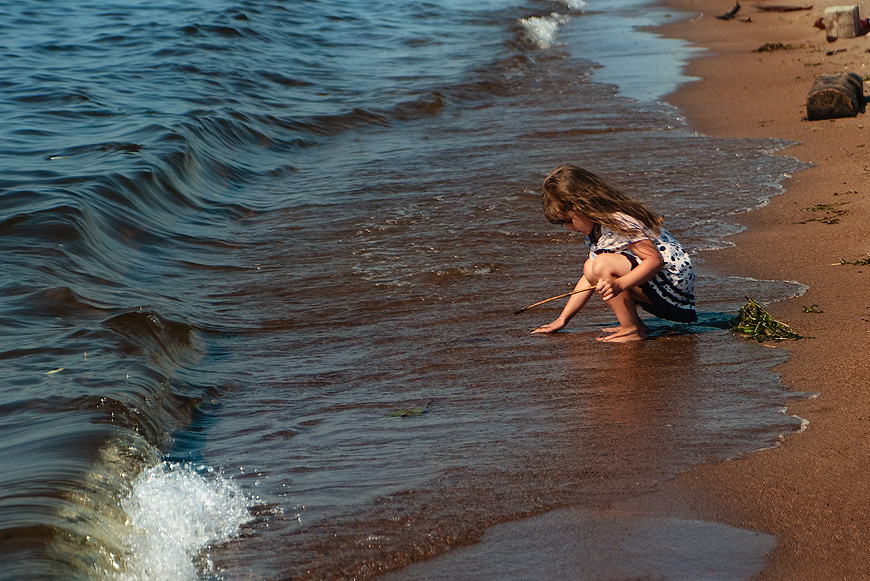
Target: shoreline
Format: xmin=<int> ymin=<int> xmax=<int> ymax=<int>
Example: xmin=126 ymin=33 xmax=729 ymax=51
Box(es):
xmin=643 ymin=1 xmax=870 ymax=576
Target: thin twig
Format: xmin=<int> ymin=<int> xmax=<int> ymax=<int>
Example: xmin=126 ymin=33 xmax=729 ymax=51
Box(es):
xmin=514 ymin=286 xmax=596 ymax=315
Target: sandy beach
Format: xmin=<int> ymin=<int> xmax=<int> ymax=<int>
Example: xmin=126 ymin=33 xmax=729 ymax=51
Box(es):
xmin=644 ymin=1 xmax=870 ymax=577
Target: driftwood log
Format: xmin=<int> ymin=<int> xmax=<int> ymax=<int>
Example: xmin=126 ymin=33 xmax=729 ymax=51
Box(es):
xmin=755 ymin=4 xmax=813 ymax=12
xmin=715 ymin=1 xmax=741 ymax=19
xmin=806 ymin=72 xmax=864 ymax=120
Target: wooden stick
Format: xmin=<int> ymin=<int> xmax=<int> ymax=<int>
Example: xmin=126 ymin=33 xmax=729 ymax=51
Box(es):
xmin=513 ymin=286 xmax=597 ymax=315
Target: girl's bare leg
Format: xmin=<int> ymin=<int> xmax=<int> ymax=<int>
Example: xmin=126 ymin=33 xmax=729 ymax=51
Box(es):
xmin=597 ymin=290 xmax=649 ymax=342
xmin=584 ymin=254 xmax=649 ymax=342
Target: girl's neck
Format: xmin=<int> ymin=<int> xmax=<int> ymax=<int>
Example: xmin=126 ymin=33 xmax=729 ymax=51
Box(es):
xmin=588 ymin=224 xmax=601 ymax=243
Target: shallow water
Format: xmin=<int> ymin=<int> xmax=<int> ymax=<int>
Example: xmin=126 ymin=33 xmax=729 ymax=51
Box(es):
xmin=384 ymin=508 xmax=777 ymax=580
xmin=0 ymin=0 xmax=810 ymax=578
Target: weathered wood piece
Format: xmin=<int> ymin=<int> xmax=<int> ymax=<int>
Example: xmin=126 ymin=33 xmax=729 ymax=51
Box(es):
xmin=824 ymin=5 xmax=862 ymax=40
xmin=806 ymin=72 xmax=864 ymax=120
xmin=715 ymin=1 xmax=741 ymax=19
xmin=755 ymin=4 xmax=813 ymax=12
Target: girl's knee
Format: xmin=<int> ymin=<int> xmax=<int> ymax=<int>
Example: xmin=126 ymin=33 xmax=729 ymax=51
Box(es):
xmin=587 ymin=253 xmax=632 ymax=279
xmin=583 ymin=257 xmax=600 ymax=282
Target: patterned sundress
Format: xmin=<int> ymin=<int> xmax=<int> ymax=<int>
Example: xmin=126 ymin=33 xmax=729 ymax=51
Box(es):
xmin=586 ymin=212 xmax=697 ymax=323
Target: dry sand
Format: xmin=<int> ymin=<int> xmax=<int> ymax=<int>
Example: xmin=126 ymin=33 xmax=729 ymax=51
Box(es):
xmin=640 ymin=1 xmax=870 ymax=577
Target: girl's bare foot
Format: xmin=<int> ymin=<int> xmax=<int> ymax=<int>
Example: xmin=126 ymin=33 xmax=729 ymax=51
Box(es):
xmin=599 ymin=322 xmax=649 ymax=340
xmin=597 ymin=327 xmax=648 ymax=342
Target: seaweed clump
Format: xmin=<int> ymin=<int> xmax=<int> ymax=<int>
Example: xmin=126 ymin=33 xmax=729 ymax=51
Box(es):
xmin=836 ymin=254 xmax=870 ymax=266
xmin=799 ymin=202 xmax=848 ymax=225
xmin=730 ymin=298 xmax=803 ymax=342
xmin=753 ymin=42 xmax=796 ymax=53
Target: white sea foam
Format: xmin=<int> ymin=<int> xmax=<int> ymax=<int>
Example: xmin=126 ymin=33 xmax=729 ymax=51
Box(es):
xmin=113 ymin=462 xmax=253 ymax=581
xmin=555 ymin=0 xmax=587 ymax=10
xmin=520 ymin=13 xmax=571 ymax=49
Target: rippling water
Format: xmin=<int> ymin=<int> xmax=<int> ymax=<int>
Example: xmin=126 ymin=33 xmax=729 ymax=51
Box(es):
xmin=0 ymin=0 xmax=810 ymax=579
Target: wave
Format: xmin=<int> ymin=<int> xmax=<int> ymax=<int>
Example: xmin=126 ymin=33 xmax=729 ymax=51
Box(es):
xmin=519 ymin=13 xmax=573 ymax=49
xmin=515 ymin=0 xmax=588 ymax=50
xmin=111 ymin=462 xmax=253 ymax=581
xmin=0 ymin=299 xmax=244 ymax=579
xmin=0 ymin=122 xmax=254 ymax=576
xmin=555 ymin=0 xmax=588 ymax=9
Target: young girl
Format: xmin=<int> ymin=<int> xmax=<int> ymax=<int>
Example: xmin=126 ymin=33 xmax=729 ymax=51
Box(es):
xmin=532 ymin=164 xmax=696 ymax=342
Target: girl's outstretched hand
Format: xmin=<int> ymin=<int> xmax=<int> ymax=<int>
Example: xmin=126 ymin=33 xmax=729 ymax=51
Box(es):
xmin=532 ymin=319 xmax=565 ymax=334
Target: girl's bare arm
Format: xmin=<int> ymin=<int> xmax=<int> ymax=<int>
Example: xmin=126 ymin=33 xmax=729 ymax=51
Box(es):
xmin=532 ymin=275 xmax=595 ymax=334
xmin=596 ymin=240 xmax=663 ymax=301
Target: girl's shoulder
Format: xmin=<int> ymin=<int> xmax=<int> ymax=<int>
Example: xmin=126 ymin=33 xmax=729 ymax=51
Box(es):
xmin=608 ymin=212 xmax=658 ymax=241
xmin=611 ymin=212 xmax=647 ymax=231
xmin=592 ymin=217 xmax=652 ymax=252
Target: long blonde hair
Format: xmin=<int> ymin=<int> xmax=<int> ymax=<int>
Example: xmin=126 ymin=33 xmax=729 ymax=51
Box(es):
xmin=541 ymin=164 xmax=662 ymax=235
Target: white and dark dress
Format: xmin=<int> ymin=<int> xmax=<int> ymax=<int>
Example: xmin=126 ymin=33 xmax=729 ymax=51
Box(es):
xmin=585 ymin=212 xmax=697 ymax=323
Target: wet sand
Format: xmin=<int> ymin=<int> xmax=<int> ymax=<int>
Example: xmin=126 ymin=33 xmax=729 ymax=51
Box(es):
xmin=643 ymin=1 xmax=870 ymax=577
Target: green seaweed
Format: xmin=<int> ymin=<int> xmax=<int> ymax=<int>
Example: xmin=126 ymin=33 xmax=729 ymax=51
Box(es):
xmin=730 ymin=298 xmax=803 ymax=342
xmin=799 ymin=202 xmax=848 ymax=224
xmin=836 ymin=254 xmax=870 ymax=266
xmin=803 ymin=304 xmax=823 ymax=313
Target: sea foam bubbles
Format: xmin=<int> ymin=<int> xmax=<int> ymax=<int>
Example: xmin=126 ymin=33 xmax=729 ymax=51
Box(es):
xmin=520 ymin=13 xmax=572 ymax=49
xmin=111 ymin=462 xmax=253 ymax=581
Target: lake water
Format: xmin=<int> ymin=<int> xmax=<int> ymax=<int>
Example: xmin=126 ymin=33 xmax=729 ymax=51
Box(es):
xmin=0 ymin=0 xmax=810 ymax=578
